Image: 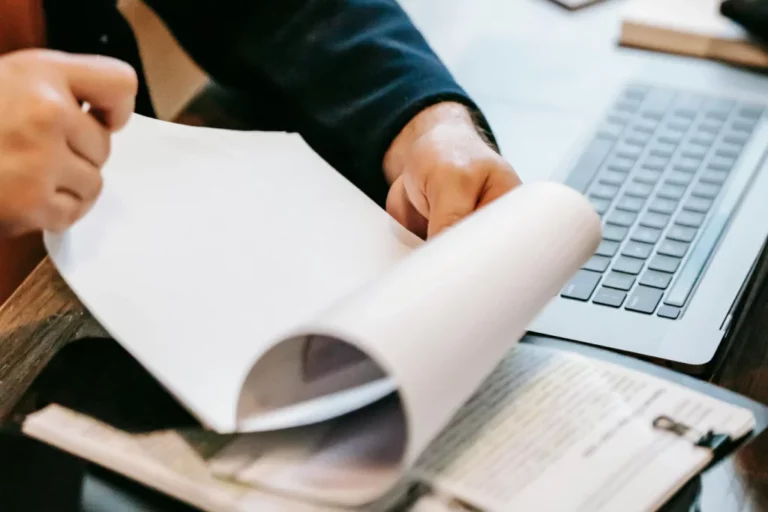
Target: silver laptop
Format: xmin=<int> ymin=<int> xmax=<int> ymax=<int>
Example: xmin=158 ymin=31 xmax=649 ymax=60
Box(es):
xmin=452 ymin=43 xmax=768 ymax=370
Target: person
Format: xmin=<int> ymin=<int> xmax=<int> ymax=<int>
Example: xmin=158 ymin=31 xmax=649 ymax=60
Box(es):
xmin=0 ymin=0 xmax=521 ymax=300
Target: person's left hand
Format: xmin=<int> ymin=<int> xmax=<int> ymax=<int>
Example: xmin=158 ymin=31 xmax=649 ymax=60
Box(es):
xmin=384 ymin=102 xmax=522 ymax=239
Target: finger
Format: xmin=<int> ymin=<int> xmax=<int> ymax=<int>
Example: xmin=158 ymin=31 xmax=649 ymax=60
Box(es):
xmin=52 ymin=52 xmax=138 ymax=130
xmin=477 ymin=166 xmax=522 ymax=209
xmin=58 ymin=155 xmax=104 ymax=204
xmin=43 ymin=191 xmax=82 ymax=233
xmin=386 ymin=176 xmax=428 ymax=239
xmin=66 ymin=108 xmax=111 ymax=167
xmin=426 ymin=174 xmax=481 ymax=239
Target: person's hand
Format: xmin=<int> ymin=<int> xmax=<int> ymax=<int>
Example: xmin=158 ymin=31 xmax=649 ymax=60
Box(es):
xmin=384 ymin=102 xmax=521 ymax=239
xmin=0 ymin=49 xmax=137 ymax=237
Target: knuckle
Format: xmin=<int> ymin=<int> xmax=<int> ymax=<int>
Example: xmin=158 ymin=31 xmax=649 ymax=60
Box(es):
xmin=29 ymin=91 xmax=68 ymax=130
xmin=121 ymin=64 xmax=139 ymax=96
xmin=87 ymin=174 xmax=104 ymax=201
xmin=98 ymin=131 xmax=112 ymax=165
xmin=68 ymin=205 xmax=84 ymax=226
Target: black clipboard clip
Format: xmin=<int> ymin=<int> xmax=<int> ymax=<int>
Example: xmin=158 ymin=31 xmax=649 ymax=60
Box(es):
xmin=653 ymin=415 xmax=736 ymax=461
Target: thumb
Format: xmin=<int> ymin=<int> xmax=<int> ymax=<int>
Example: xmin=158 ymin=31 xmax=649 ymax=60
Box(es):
xmin=386 ymin=176 xmax=428 ymax=239
xmin=55 ymin=52 xmax=138 ymax=130
xmin=426 ymin=177 xmax=478 ymax=239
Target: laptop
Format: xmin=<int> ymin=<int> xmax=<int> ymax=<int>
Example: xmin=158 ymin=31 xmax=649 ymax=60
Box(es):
xmin=451 ymin=41 xmax=768 ymax=371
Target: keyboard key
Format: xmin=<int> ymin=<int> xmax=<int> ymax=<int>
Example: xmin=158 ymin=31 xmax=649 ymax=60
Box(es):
xmin=616 ymin=145 xmax=642 ymax=160
xmin=715 ymin=144 xmax=741 ymax=159
xmin=737 ymin=105 xmax=763 ymax=119
xmin=631 ymin=226 xmax=662 ymax=244
xmin=590 ymin=196 xmax=611 ymax=215
xmin=625 ymin=181 xmax=654 ymax=198
xmin=732 ymin=119 xmax=757 ymax=133
xmin=607 ymin=210 xmax=637 ymax=227
xmin=640 ymin=269 xmax=673 ymax=289
xmin=658 ymin=239 xmax=689 ymax=258
xmin=607 ymin=156 xmax=636 ymax=173
xmin=622 ymin=241 xmax=654 ymax=259
xmin=657 ymin=184 xmax=686 ymax=200
xmin=675 ymin=211 xmax=706 ymax=228
xmin=667 ymin=225 xmax=697 ymax=243
xmin=596 ymin=240 xmax=620 ymax=257
xmin=633 ymin=120 xmax=657 ymax=134
xmin=603 ymin=224 xmax=629 ymax=242
xmin=642 ymin=110 xmax=664 ymax=121
xmin=649 ymin=143 xmax=676 ymax=158
xmin=624 ymin=85 xmax=648 ymax=101
xmin=608 ymin=113 xmax=632 ymax=126
xmin=690 ymin=132 xmax=716 ymax=147
xmin=700 ymin=169 xmax=728 ymax=185
xmin=593 ymin=287 xmax=627 ymax=308
xmin=625 ymin=132 xmax=651 ymax=147
xmin=623 ymin=134 xmax=645 ymax=147
xmin=673 ymin=96 xmax=701 ymax=119
xmin=674 ymin=157 xmax=701 ymax=173
xmin=640 ymin=212 xmax=670 ymax=229
xmin=614 ymin=100 xmax=639 ymax=114
xmin=672 ymin=93 xmax=703 ymax=113
xmin=709 ymin=98 xmax=733 ymax=118
xmin=616 ymin=195 xmax=645 ymax=212
xmin=666 ymin=120 xmax=690 ymax=133
xmin=681 ymin=146 xmax=707 ymax=160
xmin=565 ymin=138 xmax=614 ymax=193
xmin=599 ymin=171 xmax=627 ymax=186
xmin=708 ymin=156 xmax=737 ymax=172
xmin=603 ymin=272 xmax=635 ymax=292
xmin=657 ymin=305 xmax=681 ymax=319
xmin=583 ymin=255 xmax=611 ymax=273
xmin=665 ymin=171 xmax=693 ymax=187
xmin=657 ymin=132 xmax=684 ymax=145
xmin=699 ymin=121 xmax=722 ymax=134
xmin=691 ymin=182 xmax=721 ymax=199
xmin=723 ymin=132 xmax=749 ymax=145
xmin=648 ymin=198 xmax=678 ymax=215
xmin=591 ymin=184 xmax=619 ymax=199
xmin=649 ymin=254 xmax=681 ymax=273
xmin=704 ymin=110 xmax=728 ymax=122
xmin=634 ymin=170 xmax=662 ymax=185
xmin=561 ymin=270 xmax=601 ymax=301
xmin=642 ymin=89 xmax=674 ymax=117
xmin=613 ymin=256 xmax=645 ymax=275
xmin=704 ymin=98 xmax=734 ymax=116
xmin=625 ymin=286 xmax=663 ymax=314
xmin=603 ymin=271 xmax=635 ymax=291
xmin=684 ymin=196 xmax=713 ymax=213
xmin=641 ymin=156 xmax=669 ymax=171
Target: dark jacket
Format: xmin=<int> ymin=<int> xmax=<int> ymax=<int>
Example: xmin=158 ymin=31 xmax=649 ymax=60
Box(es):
xmin=42 ymin=0 xmax=490 ymax=204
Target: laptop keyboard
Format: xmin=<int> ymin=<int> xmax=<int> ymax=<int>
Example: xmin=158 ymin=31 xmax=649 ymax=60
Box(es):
xmin=560 ymin=84 xmax=764 ymax=319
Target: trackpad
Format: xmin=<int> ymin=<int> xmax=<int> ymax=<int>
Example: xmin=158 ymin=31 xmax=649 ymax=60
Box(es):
xmin=476 ymin=97 xmax=591 ymax=183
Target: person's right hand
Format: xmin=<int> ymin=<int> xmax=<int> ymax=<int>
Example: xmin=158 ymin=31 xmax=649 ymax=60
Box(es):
xmin=0 ymin=49 xmax=137 ymax=237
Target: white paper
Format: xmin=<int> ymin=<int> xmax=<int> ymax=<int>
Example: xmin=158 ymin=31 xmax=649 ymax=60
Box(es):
xmin=46 ymin=116 xmax=600 ymax=440
xmin=414 ymin=345 xmax=755 ymax=512
xmin=22 ymin=404 xmax=396 ymax=512
xmin=300 ymin=181 xmax=601 ymax=474
xmin=45 ymin=115 xmax=419 ymax=432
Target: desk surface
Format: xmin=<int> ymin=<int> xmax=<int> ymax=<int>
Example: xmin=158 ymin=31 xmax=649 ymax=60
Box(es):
xmin=0 ymin=0 xmax=767 ymax=510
